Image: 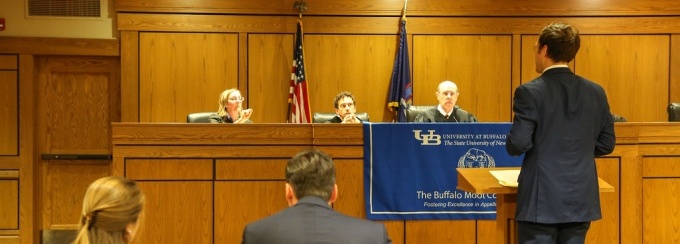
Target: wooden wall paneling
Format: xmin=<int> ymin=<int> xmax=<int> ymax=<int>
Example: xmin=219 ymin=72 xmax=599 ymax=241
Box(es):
xmin=671 ymin=35 xmax=680 ymax=104
xmin=475 ymin=220 xmax=497 ymax=244
xmin=642 ymin=178 xmax=680 ymax=243
xmin=642 ymin=156 xmax=680 ymax=177
xmin=405 ymin=220 xmax=477 ymax=244
xmin=120 ymin=31 xmax=140 ymax=122
xmin=0 ymin=55 xmax=18 ymax=69
xmin=576 ymin=35 xmax=670 ymax=122
xmin=383 ymin=220 xmax=406 ymax=244
xmin=0 ymin=236 xmax=19 ymax=244
xmin=117 ymin=14 xmax=300 ymax=33
xmin=136 ymin=181 xmax=213 ymax=243
xmin=238 ymin=33 xmax=248 ymax=109
xmin=311 ymin=146 xmax=365 ymax=160
xmin=508 ymin=34 xmax=522 ymax=122
xmin=304 ymin=35 xmax=397 ymax=123
xmin=116 ymin=145 xmax=311 ymax=159
xmin=117 ymin=14 xmax=680 ymax=35
xmin=408 ymin=17 xmax=680 ymax=35
xmin=41 ymin=161 xmax=110 ymax=229
xmin=118 ymin=14 xmax=680 ymax=124
xmin=0 ymin=171 xmax=19 ymax=230
xmin=214 ymin=181 xmax=287 ymax=244
xmin=215 ymin=159 xmax=288 ymax=180
xmin=589 ymin=157 xmax=620 ymax=243
xmin=109 ymin=60 xmax=122 ymax=126
xmin=247 ymin=34 xmax=293 ymax=123
xmin=112 ymin=123 xmax=314 ymax=145
xmin=312 ymin=124 xmax=364 ymax=146
xmin=618 ymin=146 xmax=643 ymax=244
xmin=125 ymin=159 xmax=213 ymax=180
xmin=18 ymin=54 xmax=37 ymax=244
xmin=333 ymin=159 xmax=364 ymax=218
xmin=114 ymin=0 xmax=680 ymax=16
xmin=519 ymin=35 xmax=539 ymax=86
xmin=0 ymin=54 xmax=18 ymax=157
xmin=111 ymin=123 xmax=680 ymax=244
xmin=138 ymin=32 xmax=239 ymax=122
xmin=0 ymin=70 xmax=18 ymax=156
xmin=334 ymin=158 xmax=405 ymax=243
xmin=412 ymin=35 xmax=512 ymax=122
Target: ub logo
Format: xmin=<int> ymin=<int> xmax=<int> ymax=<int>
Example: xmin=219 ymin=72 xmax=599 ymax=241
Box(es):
xmin=457 ymin=148 xmax=496 ymax=168
xmin=413 ymin=130 xmax=442 ymax=145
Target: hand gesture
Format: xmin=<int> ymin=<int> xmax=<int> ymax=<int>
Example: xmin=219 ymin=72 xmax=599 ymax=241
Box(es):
xmin=237 ymin=108 xmax=253 ymax=123
xmin=342 ymin=113 xmax=359 ymax=123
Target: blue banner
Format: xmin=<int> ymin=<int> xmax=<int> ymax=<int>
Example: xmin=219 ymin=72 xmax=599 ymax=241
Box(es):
xmin=363 ymin=123 xmax=524 ymax=220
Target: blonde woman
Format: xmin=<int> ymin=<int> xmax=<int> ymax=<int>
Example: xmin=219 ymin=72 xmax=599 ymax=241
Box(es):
xmin=73 ymin=176 xmax=145 ymax=244
xmin=210 ymin=88 xmax=253 ymax=123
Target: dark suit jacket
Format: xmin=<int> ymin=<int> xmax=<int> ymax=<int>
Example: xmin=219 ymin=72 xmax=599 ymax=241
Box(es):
xmin=209 ymin=113 xmax=252 ymax=123
xmin=506 ymin=67 xmax=616 ymax=224
xmin=242 ymin=196 xmax=392 ymax=244
xmin=328 ymin=115 xmax=362 ymax=123
xmin=413 ymin=106 xmax=477 ymax=122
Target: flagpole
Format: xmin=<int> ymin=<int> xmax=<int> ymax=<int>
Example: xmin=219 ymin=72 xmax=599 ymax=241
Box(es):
xmin=288 ymin=1 xmax=307 ymax=123
xmin=387 ymin=0 xmax=412 ymax=122
xmin=396 ymin=0 xmax=406 ymax=121
xmin=396 ymin=0 xmax=408 ymax=121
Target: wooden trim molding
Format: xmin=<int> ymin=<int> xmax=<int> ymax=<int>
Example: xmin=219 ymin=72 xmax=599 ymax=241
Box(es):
xmin=0 ymin=37 xmax=119 ymax=56
xmin=114 ymin=0 xmax=680 ymax=17
xmin=0 ymin=170 xmax=19 ymax=179
xmin=117 ymin=14 xmax=680 ymax=35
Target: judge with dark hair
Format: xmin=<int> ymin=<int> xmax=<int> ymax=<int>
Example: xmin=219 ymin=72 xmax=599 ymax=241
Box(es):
xmin=328 ymin=91 xmax=362 ymax=123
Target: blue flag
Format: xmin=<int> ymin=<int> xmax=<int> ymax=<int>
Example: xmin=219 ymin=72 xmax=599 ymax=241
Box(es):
xmin=387 ymin=19 xmax=412 ymax=122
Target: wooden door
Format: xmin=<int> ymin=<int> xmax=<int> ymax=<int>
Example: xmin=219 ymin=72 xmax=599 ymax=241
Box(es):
xmin=36 ymin=56 xmax=120 ymax=230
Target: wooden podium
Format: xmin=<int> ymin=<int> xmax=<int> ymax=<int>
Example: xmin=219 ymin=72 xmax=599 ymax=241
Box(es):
xmin=456 ymin=167 xmax=614 ymax=244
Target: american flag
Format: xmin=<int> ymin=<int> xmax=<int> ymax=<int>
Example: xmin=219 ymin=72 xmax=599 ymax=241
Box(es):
xmin=288 ymin=20 xmax=312 ymax=123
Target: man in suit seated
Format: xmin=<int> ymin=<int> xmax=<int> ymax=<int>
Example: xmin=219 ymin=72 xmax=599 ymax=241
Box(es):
xmin=328 ymin=91 xmax=362 ymax=123
xmin=241 ymin=150 xmax=392 ymax=244
xmin=414 ymin=80 xmax=477 ymax=122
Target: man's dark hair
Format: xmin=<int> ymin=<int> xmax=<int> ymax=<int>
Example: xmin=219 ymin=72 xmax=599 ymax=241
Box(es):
xmin=538 ymin=22 xmax=580 ymax=63
xmin=333 ymin=91 xmax=356 ymax=109
xmin=285 ymin=150 xmax=336 ymax=201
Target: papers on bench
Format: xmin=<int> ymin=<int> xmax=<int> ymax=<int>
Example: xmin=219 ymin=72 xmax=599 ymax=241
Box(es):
xmin=489 ymin=169 xmax=520 ymax=187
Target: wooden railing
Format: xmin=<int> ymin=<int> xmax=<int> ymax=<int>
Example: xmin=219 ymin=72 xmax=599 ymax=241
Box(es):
xmin=112 ymin=122 xmax=680 ymax=244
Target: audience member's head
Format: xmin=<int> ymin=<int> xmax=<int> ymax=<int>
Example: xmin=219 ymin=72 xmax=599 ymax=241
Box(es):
xmin=285 ymin=150 xmax=337 ymax=206
xmin=73 ymin=176 xmax=145 ymax=244
xmin=436 ymin=81 xmax=459 ymax=113
xmin=535 ymin=22 xmax=580 ymax=73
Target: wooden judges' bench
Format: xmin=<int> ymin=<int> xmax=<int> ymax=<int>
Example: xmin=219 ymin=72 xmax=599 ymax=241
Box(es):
xmin=111 ymin=122 xmax=680 ymax=244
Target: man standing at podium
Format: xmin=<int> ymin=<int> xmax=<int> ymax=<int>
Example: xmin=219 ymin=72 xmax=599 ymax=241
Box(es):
xmin=506 ymin=22 xmax=616 ymax=244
